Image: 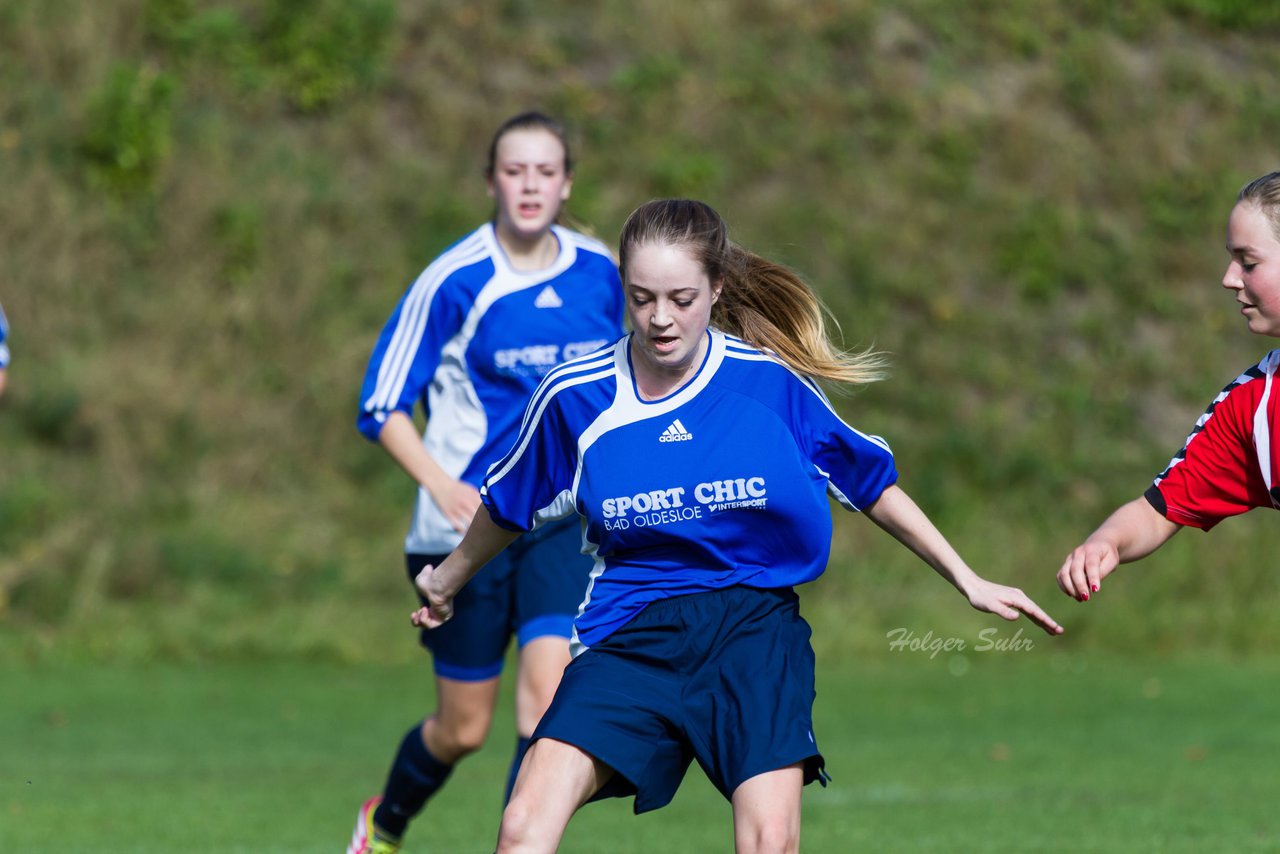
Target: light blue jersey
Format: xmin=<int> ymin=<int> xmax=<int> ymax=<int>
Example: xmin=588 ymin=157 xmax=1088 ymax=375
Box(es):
xmin=358 ymin=223 xmax=624 ymax=554
xmin=481 ymin=329 xmax=898 ymax=654
xmin=0 ymin=302 xmax=9 ymax=368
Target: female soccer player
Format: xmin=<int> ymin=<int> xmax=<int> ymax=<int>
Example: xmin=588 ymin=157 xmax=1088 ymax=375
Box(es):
xmin=413 ymin=198 xmax=1063 ymax=853
xmin=1058 ymin=171 xmax=1280 ymax=600
xmin=348 ymin=112 xmax=623 ymax=854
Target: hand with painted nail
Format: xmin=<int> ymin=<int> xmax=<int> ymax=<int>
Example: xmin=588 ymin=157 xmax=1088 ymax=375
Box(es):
xmin=1057 ymin=539 xmax=1117 ymax=602
xmin=1056 ymin=497 xmax=1181 ymax=602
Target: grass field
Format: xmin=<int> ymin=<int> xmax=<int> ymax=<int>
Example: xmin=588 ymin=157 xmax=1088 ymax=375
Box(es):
xmin=7 ymin=5 xmax=1280 ymax=850
xmin=4 ymin=647 xmax=1278 ymax=852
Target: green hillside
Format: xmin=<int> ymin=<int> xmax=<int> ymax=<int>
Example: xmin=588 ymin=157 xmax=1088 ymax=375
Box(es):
xmin=3 ymin=0 xmax=1280 ymax=662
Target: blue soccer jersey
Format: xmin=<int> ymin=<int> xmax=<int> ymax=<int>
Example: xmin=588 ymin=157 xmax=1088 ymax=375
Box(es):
xmin=481 ymin=329 xmax=898 ymax=654
xmin=0 ymin=302 xmax=9 ymax=368
xmin=358 ymin=223 xmax=624 ymax=553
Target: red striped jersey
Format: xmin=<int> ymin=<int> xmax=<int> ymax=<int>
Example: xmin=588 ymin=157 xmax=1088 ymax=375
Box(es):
xmin=1145 ymin=349 xmax=1280 ymax=529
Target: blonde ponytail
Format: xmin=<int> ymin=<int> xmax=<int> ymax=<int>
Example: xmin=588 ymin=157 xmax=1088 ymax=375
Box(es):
xmin=714 ymin=247 xmax=886 ymax=385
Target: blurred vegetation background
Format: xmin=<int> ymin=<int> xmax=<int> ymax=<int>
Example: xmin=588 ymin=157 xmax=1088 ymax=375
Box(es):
xmin=3 ymin=0 xmax=1280 ymax=664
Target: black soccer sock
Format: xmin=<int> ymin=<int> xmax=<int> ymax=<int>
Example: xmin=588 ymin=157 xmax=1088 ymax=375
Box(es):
xmin=503 ymin=735 xmax=532 ymax=805
xmin=374 ymin=722 xmax=454 ymax=838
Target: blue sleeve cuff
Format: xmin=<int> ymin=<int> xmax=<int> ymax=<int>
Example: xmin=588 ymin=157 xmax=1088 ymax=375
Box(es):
xmin=356 ymin=408 xmax=390 ymax=442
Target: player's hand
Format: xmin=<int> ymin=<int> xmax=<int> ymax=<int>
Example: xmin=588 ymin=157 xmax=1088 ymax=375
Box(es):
xmin=410 ymin=564 xmax=454 ymax=629
xmin=435 ymin=480 xmax=483 ymax=534
xmin=966 ymin=578 xmax=1064 ymax=636
xmin=1056 ymin=540 xmax=1119 ymax=602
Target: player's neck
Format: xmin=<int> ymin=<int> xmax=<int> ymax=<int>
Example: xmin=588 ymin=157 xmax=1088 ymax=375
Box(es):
xmin=630 ymin=335 xmax=709 ymax=401
xmin=496 ymin=227 xmax=560 ymax=272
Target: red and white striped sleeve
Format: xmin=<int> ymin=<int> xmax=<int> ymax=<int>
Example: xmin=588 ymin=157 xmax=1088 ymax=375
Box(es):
xmin=1145 ymin=351 xmax=1280 ymax=529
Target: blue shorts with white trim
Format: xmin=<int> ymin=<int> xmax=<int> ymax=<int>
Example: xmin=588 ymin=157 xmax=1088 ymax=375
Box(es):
xmin=407 ymin=516 xmax=591 ymax=681
xmin=532 ymin=585 xmax=827 ymax=813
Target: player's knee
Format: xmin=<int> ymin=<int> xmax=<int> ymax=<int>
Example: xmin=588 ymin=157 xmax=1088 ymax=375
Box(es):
xmin=496 ymin=794 xmax=541 ymax=851
xmin=740 ymin=818 xmax=799 ymax=854
xmin=429 ymin=714 xmax=492 ymax=757
xmin=446 ymin=720 xmax=490 ymax=755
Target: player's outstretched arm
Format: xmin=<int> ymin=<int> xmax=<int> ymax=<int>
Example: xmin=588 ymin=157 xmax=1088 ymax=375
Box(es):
xmin=865 ymin=485 xmax=1064 ymax=636
xmin=411 ymin=507 xmax=521 ymax=629
xmin=1057 ymin=497 xmax=1181 ymax=602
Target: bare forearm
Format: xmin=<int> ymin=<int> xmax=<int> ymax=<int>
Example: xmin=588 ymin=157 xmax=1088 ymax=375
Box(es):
xmin=1056 ymin=495 xmax=1181 ymax=601
xmin=428 ymin=508 xmax=521 ymax=597
xmin=865 ymin=485 xmax=1062 ymax=633
xmin=377 ymin=410 xmax=482 ymax=534
xmin=1087 ymin=497 xmax=1180 ymax=564
xmin=865 ymin=485 xmax=980 ymax=596
xmin=377 ymin=411 xmax=452 ymax=493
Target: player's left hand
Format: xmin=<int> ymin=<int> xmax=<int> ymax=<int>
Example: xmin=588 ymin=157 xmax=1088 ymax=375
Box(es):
xmin=966 ymin=579 xmax=1064 ymax=636
xmin=410 ymin=564 xmax=454 ymax=629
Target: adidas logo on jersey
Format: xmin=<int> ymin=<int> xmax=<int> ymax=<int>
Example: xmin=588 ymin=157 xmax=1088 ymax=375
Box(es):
xmin=659 ymin=419 xmax=693 ymax=443
xmin=534 ymin=285 xmax=563 ymax=308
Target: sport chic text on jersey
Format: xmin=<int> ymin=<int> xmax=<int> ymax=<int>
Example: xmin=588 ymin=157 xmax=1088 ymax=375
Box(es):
xmin=602 ymin=477 xmax=768 ymax=529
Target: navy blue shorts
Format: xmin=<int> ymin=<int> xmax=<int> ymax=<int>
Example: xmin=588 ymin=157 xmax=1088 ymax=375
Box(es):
xmin=531 ymin=585 xmax=827 ymax=813
xmin=407 ymin=516 xmax=592 ymax=682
